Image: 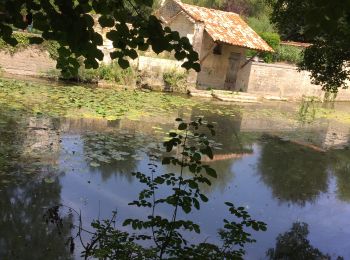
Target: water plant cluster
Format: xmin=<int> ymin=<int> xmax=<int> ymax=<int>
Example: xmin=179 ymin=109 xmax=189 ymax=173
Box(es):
xmin=0 ymin=78 xmax=197 ymax=120
xmin=1 ymin=77 xmax=350 ymax=127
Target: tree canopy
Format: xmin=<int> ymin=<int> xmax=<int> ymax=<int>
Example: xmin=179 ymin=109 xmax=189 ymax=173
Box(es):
xmin=269 ymin=0 xmax=350 ymax=92
xmin=0 ymin=0 xmax=200 ymax=77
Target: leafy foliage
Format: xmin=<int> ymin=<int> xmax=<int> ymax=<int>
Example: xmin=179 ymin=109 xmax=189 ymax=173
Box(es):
xmin=268 ymin=0 xmax=307 ymax=42
xmin=45 ymin=118 xmax=266 ymax=259
xmin=269 ymin=0 xmax=350 ymax=91
xmin=274 ymin=44 xmax=303 ymax=64
xmin=0 ymin=31 xmax=59 ymax=59
xmin=182 ymin=0 xmax=225 ymax=8
xmin=0 ymin=0 xmax=200 ymax=76
xmin=162 ymin=69 xmax=188 ymax=92
xmin=258 ymin=32 xmax=280 ymax=63
xmin=246 ymin=15 xmax=275 ymax=34
xmin=225 ymin=0 xmax=269 ymax=17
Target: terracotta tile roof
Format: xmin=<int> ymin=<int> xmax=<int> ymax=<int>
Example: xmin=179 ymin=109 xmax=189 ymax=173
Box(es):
xmin=174 ymin=1 xmax=274 ymax=52
xmin=280 ymin=41 xmax=311 ymax=48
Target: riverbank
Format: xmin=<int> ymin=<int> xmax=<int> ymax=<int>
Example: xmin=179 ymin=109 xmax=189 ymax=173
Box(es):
xmin=2 ymin=42 xmax=350 ymax=101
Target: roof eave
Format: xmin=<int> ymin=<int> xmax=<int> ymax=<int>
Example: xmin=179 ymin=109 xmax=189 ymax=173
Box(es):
xmin=215 ymin=40 xmax=274 ymax=53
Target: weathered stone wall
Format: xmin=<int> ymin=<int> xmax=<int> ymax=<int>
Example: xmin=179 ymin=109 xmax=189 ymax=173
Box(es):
xmin=197 ymin=31 xmax=248 ymax=90
xmin=167 ymin=12 xmax=195 ymax=43
xmin=138 ymin=55 xmax=184 ymax=72
xmin=157 ymin=0 xmax=183 ymax=23
xmin=0 ymin=47 xmax=56 ymax=76
xmin=137 ymin=55 xmax=186 ymax=90
xmin=245 ymin=62 xmax=350 ymax=101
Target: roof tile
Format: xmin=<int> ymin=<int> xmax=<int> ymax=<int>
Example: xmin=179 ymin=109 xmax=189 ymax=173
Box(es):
xmin=175 ymin=1 xmax=274 ymax=52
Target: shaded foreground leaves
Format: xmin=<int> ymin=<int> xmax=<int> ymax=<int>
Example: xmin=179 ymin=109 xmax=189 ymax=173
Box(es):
xmin=45 ymin=118 xmax=266 ymax=259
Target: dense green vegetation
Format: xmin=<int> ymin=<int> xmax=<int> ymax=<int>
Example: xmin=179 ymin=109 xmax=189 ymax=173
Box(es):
xmin=0 ymin=31 xmax=59 ymax=59
xmin=269 ymin=0 xmax=350 ymax=91
xmin=48 ymin=60 xmax=137 ymax=85
xmin=162 ymin=69 xmax=188 ymax=92
xmin=0 ymin=0 xmax=200 ymax=77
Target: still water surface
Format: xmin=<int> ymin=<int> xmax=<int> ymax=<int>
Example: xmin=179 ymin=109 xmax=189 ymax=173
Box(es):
xmin=1 ymin=99 xmax=350 ymax=259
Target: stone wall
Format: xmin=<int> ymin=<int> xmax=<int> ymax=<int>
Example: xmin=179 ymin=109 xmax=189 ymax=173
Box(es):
xmin=197 ymin=31 xmax=248 ymax=90
xmin=0 ymin=47 xmax=56 ymax=76
xmin=167 ymin=12 xmax=195 ymax=43
xmin=137 ymin=56 xmax=186 ymax=90
xmin=245 ymin=62 xmax=350 ymax=101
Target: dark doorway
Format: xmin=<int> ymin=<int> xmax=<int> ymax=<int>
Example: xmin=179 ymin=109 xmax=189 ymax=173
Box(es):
xmin=224 ymin=52 xmax=241 ymax=90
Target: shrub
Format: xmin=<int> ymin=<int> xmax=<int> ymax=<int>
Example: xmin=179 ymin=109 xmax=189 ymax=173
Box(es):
xmin=247 ymin=15 xmax=276 ymax=34
xmin=163 ymin=69 xmax=188 ymax=92
xmin=0 ymin=32 xmax=30 ymax=54
xmin=0 ymin=32 xmax=59 ymax=59
xmin=274 ymin=45 xmax=304 ymax=64
xmin=98 ymin=62 xmax=136 ymax=86
xmin=77 ymin=67 xmax=100 ymax=83
xmin=58 ymin=61 xmax=136 ymax=85
xmin=259 ymin=32 xmax=280 ymax=63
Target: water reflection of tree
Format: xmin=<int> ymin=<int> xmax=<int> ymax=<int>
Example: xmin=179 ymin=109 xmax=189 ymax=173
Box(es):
xmin=258 ymin=136 xmax=329 ymax=206
xmin=329 ymin=150 xmax=350 ymax=202
xmin=267 ymin=222 xmax=332 ymax=259
xmin=0 ymin=114 xmax=72 ymax=259
xmin=0 ymin=177 xmax=73 ymax=260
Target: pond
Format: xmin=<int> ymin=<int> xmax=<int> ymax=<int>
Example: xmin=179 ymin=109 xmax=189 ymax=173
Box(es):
xmin=0 ymin=78 xmax=350 ymax=259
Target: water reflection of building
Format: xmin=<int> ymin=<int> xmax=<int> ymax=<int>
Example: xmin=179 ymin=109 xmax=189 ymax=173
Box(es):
xmin=23 ymin=106 xmax=350 ymax=204
xmin=0 ymin=115 xmax=73 ymax=260
xmin=23 ymin=117 xmax=61 ymax=165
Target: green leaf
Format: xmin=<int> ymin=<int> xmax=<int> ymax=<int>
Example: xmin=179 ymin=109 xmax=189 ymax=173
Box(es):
xmin=127 ymin=49 xmax=138 ymax=59
xmin=123 ymin=219 xmax=132 ymax=226
xmin=154 ymin=177 xmax=165 ymax=184
xmin=98 ymin=15 xmax=115 ymax=27
xmin=193 ymin=224 xmax=200 ymax=233
xmin=162 ymin=157 xmax=171 ymax=165
xmin=200 ymin=194 xmax=208 ymax=202
xmin=169 ymin=132 xmax=177 ymax=137
xmin=193 ymin=198 xmax=200 ymax=210
xmin=178 ymin=122 xmax=187 ymax=130
xmin=29 ymin=37 xmax=44 ymax=44
xmin=188 ymin=180 xmax=198 ymax=189
xmin=205 ymin=167 xmax=217 ymax=178
xmin=118 ymin=58 xmax=129 ymax=69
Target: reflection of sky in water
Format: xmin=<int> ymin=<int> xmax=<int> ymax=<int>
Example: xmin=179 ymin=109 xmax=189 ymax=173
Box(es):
xmin=58 ymin=132 xmax=350 ymax=259
xmin=1 ymin=102 xmax=350 ymax=259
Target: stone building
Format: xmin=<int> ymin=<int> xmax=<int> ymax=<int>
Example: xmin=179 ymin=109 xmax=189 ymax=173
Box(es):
xmin=156 ymin=0 xmax=273 ymax=90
